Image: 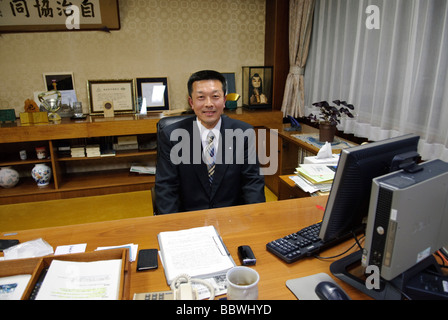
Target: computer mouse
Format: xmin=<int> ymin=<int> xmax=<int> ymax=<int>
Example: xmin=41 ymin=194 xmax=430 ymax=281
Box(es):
xmin=315 ymin=281 xmax=350 ymax=300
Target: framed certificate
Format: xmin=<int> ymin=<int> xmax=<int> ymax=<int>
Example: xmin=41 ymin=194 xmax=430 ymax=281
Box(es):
xmin=136 ymin=78 xmax=169 ymax=112
xmin=87 ymin=79 xmax=136 ymax=115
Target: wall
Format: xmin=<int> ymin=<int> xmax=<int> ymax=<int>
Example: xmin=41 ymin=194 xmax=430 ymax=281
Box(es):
xmin=0 ymin=0 xmax=266 ymax=116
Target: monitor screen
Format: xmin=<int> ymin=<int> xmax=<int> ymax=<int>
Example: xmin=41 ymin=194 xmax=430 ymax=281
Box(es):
xmin=318 ymin=134 xmax=420 ymax=242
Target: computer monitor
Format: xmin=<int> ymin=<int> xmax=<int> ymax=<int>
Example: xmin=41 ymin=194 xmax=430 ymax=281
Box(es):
xmin=318 ymin=134 xmax=420 ymax=243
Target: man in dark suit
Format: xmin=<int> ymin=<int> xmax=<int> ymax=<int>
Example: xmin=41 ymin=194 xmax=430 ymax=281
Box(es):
xmin=155 ymin=70 xmax=265 ymax=214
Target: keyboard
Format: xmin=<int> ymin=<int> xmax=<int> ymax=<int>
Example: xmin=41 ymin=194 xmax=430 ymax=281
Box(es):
xmin=266 ymin=222 xmax=324 ymax=263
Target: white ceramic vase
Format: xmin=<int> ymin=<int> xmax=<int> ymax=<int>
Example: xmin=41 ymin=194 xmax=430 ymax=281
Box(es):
xmin=31 ymin=163 xmax=52 ymax=187
xmin=0 ymin=166 xmax=19 ymax=188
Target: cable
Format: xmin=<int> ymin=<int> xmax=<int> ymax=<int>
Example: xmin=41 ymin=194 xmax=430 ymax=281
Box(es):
xmin=314 ymin=234 xmax=365 ymax=260
xmin=170 ymin=274 xmax=216 ymax=300
xmin=436 ymin=250 xmax=448 ymax=268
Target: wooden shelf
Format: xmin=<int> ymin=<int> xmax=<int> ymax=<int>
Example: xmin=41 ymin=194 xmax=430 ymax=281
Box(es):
xmin=0 ymin=110 xmax=283 ymax=205
xmin=57 ymin=150 xmax=157 ymax=162
xmin=0 ymin=158 xmax=52 ymax=167
xmin=0 ymin=177 xmax=56 ymax=196
xmin=58 ymin=169 xmax=155 ymax=190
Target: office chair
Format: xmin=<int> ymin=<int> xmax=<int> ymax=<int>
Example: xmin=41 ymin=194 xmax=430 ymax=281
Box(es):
xmin=152 ymin=114 xmax=230 ymax=214
xmin=152 ymin=115 xmax=194 ymax=215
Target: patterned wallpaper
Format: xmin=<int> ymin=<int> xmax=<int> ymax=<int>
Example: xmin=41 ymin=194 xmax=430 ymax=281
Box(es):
xmin=0 ymin=0 xmax=266 ymax=116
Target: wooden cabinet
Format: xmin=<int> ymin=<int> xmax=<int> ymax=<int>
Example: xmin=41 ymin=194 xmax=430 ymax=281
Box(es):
xmin=0 ymin=110 xmax=283 ymax=205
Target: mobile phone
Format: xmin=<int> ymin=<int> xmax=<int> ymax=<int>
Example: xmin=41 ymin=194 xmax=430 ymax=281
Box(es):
xmin=0 ymin=239 xmax=19 ymax=252
xmin=238 ymin=245 xmax=256 ymax=266
xmin=137 ymin=249 xmax=158 ymax=271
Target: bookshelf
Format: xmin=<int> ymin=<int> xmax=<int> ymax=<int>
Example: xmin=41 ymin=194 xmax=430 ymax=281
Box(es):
xmin=0 ymin=109 xmax=283 ymax=205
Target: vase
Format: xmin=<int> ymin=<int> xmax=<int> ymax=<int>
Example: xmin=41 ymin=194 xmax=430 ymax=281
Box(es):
xmin=319 ymin=122 xmax=337 ymax=143
xmin=0 ymin=166 xmax=19 ymax=188
xmin=31 ymin=163 xmax=52 ymax=187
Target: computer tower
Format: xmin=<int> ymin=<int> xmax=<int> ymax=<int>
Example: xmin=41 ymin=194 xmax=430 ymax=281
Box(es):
xmin=362 ymin=159 xmax=448 ymax=281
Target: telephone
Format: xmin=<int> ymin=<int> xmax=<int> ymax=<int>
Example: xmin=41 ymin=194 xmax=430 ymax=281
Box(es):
xmin=133 ymin=274 xmax=216 ymax=300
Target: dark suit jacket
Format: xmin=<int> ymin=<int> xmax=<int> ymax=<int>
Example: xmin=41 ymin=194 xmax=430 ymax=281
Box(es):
xmin=155 ymin=115 xmax=265 ymax=214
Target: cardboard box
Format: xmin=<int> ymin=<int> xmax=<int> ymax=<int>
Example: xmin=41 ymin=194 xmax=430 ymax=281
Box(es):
xmin=19 ymin=112 xmax=49 ymax=125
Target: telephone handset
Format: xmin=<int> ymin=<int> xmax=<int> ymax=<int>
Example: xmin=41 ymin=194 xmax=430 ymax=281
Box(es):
xmin=133 ymin=274 xmax=216 ymax=300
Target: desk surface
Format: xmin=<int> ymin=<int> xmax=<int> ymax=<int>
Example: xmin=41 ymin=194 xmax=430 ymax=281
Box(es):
xmin=1 ymin=197 xmax=371 ymax=300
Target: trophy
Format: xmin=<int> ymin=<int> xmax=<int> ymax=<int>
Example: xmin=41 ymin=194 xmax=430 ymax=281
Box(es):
xmin=38 ymin=80 xmax=62 ymax=123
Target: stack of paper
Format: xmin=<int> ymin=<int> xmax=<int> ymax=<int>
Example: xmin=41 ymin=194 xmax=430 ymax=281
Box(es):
xmin=86 ymin=144 xmax=101 ymax=157
xmin=291 ymin=164 xmax=336 ymax=194
xmin=114 ymin=135 xmax=138 ymax=151
xmin=297 ymin=164 xmax=335 ymax=184
xmin=158 ymin=226 xmax=235 ymax=285
xmin=71 ymin=146 xmax=85 ymax=158
xmin=35 ymin=259 xmax=122 ymax=300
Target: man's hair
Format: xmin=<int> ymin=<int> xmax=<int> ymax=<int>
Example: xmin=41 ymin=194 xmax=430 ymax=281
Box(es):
xmin=187 ymin=70 xmax=227 ymax=97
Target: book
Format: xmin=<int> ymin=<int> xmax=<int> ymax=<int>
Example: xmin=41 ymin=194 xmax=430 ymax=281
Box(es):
xmin=35 ymin=259 xmax=122 ymax=300
xmin=158 ymin=226 xmax=235 ymax=285
xmin=117 ymin=135 xmax=138 ymax=145
xmin=130 ymin=164 xmax=156 ymax=174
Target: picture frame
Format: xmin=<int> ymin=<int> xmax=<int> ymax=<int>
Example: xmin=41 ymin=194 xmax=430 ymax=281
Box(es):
xmin=43 ymin=72 xmax=75 ymax=91
xmin=0 ymin=0 xmax=120 ymax=33
xmin=42 ymin=72 xmax=77 ymax=107
xmin=136 ymin=78 xmax=169 ymax=112
xmin=87 ymin=79 xmax=135 ymax=115
xmin=222 ymin=72 xmax=236 ymax=95
xmin=242 ymin=66 xmax=273 ymax=110
xmin=222 ymin=72 xmax=238 ymax=110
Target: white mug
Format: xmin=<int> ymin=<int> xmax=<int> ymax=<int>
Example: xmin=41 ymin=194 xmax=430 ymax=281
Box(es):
xmin=226 ymin=266 xmax=259 ymax=300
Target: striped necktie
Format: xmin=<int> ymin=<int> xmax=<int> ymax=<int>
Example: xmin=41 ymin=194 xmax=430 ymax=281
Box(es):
xmin=204 ymin=131 xmax=215 ymax=184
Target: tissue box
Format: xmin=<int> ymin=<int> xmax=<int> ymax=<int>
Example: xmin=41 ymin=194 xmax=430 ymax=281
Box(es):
xmin=304 ymin=154 xmax=340 ymax=165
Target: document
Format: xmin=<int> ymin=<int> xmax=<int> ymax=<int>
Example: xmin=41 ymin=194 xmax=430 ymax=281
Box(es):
xmin=0 ymin=274 xmax=32 ymax=300
xmin=35 ymin=259 xmax=122 ymax=300
xmin=158 ymin=226 xmax=235 ymax=285
xmin=54 ymin=243 xmax=87 ymax=255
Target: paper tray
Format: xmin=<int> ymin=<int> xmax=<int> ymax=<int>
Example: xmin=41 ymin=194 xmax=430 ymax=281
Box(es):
xmin=0 ymin=248 xmax=130 ymax=300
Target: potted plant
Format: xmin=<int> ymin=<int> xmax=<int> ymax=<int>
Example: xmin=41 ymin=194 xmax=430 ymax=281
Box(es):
xmin=308 ymin=100 xmax=355 ymax=142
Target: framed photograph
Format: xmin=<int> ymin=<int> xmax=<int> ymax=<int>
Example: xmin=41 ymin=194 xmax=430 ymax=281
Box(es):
xmin=222 ymin=72 xmax=236 ymax=94
xmin=42 ymin=72 xmax=77 ymax=106
xmin=87 ymin=79 xmax=136 ymax=115
xmin=43 ymin=72 xmax=75 ymax=91
xmin=242 ymin=66 xmax=273 ymax=110
xmin=136 ymin=78 xmax=169 ymax=112
xmin=222 ymin=72 xmax=238 ymax=110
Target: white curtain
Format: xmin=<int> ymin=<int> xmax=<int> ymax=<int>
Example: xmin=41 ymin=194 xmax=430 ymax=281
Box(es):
xmin=281 ymin=0 xmax=316 ymax=118
xmin=305 ymin=0 xmax=448 ymax=161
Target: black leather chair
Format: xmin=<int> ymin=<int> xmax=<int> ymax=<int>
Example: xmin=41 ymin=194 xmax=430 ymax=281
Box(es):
xmin=152 ymin=115 xmax=194 ymax=215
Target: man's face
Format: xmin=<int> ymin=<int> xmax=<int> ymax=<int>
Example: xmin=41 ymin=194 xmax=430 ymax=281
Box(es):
xmin=189 ymin=79 xmax=226 ymax=129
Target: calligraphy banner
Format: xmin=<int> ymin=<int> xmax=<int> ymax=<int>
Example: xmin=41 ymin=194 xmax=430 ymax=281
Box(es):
xmin=0 ymin=0 xmax=120 ymax=33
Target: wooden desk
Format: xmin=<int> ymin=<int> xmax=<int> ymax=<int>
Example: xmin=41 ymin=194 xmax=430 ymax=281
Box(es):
xmin=278 ymin=175 xmax=330 ymax=200
xmin=0 ymin=197 xmax=371 ymax=300
xmin=278 ymin=175 xmax=309 ymax=200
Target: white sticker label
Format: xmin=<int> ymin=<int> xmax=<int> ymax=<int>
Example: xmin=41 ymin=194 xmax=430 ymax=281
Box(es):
xmin=390 ymin=209 xmax=398 ymax=221
xmin=416 ymin=247 xmax=431 ymax=263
